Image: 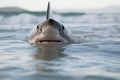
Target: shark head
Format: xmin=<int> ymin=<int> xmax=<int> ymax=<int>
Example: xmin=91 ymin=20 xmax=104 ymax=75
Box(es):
xmin=28 ymin=2 xmax=73 ymax=47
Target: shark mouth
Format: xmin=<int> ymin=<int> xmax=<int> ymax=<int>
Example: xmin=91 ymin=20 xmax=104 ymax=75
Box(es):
xmin=38 ymin=40 xmax=62 ymax=44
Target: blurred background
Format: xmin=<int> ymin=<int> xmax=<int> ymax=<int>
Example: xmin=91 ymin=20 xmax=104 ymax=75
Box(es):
xmin=0 ymin=0 xmax=120 ymax=12
xmin=0 ymin=0 xmax=120 ymax=25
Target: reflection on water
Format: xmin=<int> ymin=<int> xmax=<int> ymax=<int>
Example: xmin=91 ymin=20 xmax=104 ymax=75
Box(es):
xmin=0 ymin=13 xmax=120 ymax=80
xmin=32 ymin=45 xmax=66 ymax=75
xmin=33 ymin=45 xmax=65 ymax=61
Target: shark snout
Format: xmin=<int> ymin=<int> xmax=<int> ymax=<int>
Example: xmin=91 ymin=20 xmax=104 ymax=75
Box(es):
xmin=41 ymin=25 xmax=59 ymax=38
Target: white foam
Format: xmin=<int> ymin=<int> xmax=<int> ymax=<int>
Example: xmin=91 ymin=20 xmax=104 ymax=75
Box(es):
xmin=0 ymin=13 xmax=120 ymax=25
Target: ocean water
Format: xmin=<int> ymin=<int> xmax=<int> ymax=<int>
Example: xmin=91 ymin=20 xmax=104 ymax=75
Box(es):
xmin=0 ymin=12 xmax=120 ymax=80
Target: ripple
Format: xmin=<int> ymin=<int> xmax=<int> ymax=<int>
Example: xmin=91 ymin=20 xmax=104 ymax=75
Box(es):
xmin=0 ymin=13 xmax=120 ymax=80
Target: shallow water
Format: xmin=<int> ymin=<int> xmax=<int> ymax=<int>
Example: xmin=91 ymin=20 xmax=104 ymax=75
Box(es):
xmin=0 ymin=13 xmax=120 ymax=80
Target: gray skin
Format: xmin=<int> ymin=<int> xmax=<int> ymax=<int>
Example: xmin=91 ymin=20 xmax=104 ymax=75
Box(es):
xmin=28 ymin=19 xmax=73 ymax=47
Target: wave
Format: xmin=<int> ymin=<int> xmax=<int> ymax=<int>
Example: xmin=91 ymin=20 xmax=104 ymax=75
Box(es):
xmin=0 ymin=12 xmax=120 ymax=25
xmin=0 ymin=11 xmax=85 ymax=16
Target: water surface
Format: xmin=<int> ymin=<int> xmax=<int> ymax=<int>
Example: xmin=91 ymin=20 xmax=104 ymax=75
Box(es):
xmin=0 ymin=12 xmax=120 ymax=80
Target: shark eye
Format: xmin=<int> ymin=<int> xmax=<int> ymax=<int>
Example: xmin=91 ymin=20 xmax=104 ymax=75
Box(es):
xmin=37 ymin=25 xmax=39 ymax=30
xmin=62 ymin=26 xmax=64 ymax=30
xmin=37 ymin=25 xmax=42 ymax=33
xmin=59 ymin=26 xmax=64 ymax=33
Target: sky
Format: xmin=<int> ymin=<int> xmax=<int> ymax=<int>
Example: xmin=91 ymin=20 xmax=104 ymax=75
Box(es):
xmin=0 ymin=0 xmax=120 ymax=11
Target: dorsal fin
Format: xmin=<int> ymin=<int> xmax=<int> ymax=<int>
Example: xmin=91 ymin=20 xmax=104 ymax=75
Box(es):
xmin=46 ymin=1 xmax=52 ymax=19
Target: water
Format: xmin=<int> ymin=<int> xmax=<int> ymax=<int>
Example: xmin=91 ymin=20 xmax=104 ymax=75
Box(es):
xmin=0 ymin=12 xmax=120 ymax=80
